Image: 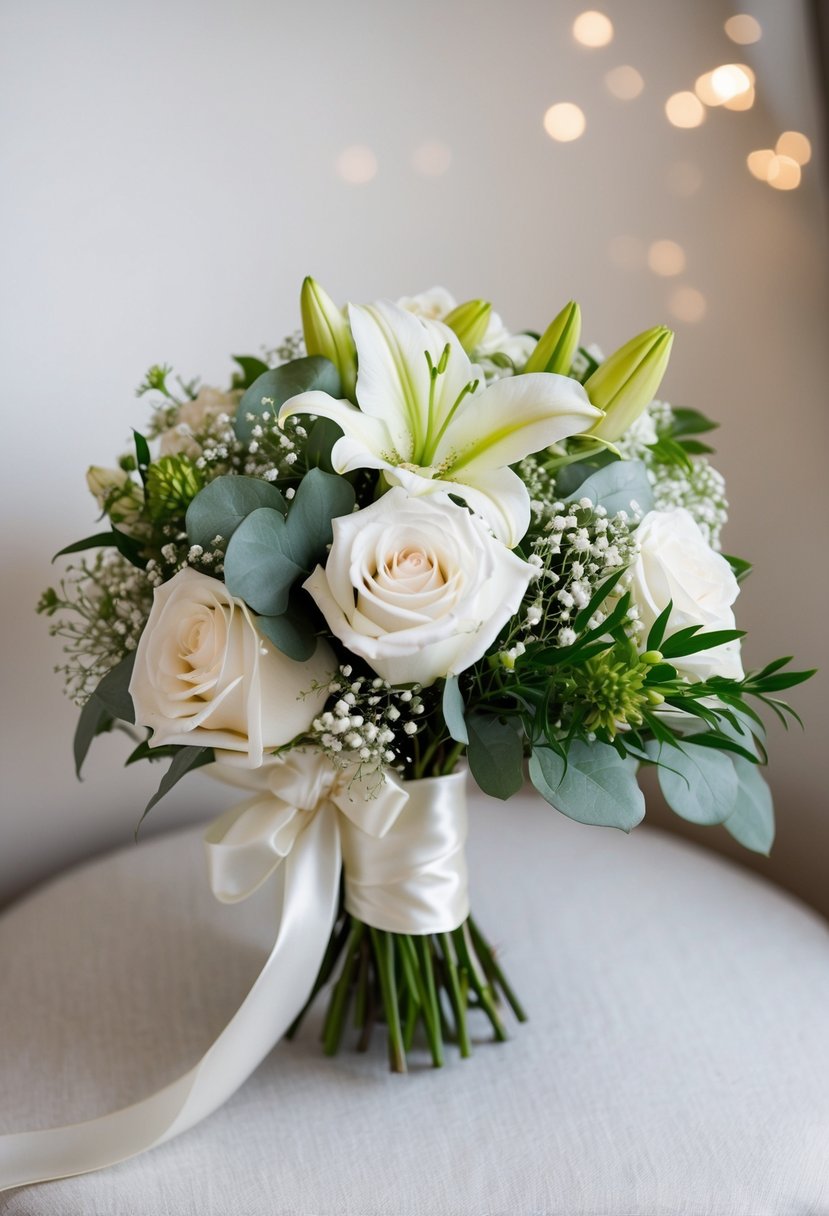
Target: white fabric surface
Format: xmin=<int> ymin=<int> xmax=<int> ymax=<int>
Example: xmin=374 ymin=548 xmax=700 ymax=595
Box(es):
xmin=1 ymin=787 xmax=828 ymax=1215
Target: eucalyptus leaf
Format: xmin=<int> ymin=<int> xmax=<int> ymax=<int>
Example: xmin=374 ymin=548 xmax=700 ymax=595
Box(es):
xmin=723 ymin=758 xmax=775 ymax=855
xmin=529 ymin=741 xmax=645 ymax=831
xmin=305 ymin=417 xmax=344 ymax=473
xmin=567 ymin=459 xmax=654 ymax=517
xmin=442 ymin=676 xmax=468 ymax=745
xmin=231 ymin=355 xmax=270 ymax=390
xmin=234 ymin=357 xmax=341 ymax=442
xmin=285 ymin=468 xmax=355 ymax=570
xmin=255 ymin=610 xmax=318 ymax=662
xmin=223 ymin=508 xmax=305 ymax=616
xmin=185 ymin=475 xmax=287 ymax=551
xmin=655 ymin=743 xmax=738 ymax=825
xmin=467 ymin=715 xmax=523 ymax=800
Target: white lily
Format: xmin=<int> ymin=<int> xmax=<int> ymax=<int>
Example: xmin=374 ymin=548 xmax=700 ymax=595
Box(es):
xmin=279 ymin=300 xmax=602 ymax=546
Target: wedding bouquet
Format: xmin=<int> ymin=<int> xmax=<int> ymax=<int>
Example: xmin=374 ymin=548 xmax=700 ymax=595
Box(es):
xmin=40 ymin=278 xmax=812 ymax=1080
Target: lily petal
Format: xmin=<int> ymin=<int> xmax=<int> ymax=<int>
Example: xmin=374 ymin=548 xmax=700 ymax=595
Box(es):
xmin=349 ymin=302 xmax=475 ymax=463
xmin=278 ymin=390 xmax=396 ymax=457
xmin=437 ymin=372 xmax=601 ymax=472
xmin=383 ymin=462 xmax=531 ymax=547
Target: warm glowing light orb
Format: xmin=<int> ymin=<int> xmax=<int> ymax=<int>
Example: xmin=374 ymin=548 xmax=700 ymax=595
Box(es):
xmin=411 ymin=141 xmax=452 ymax=176
xmin=665 ymin=92 xmax=705 ymax=128
xmin=604 ymin=65 xmax=644 ymax=100
xmin=767 ymin=155 xmax=801 ymax=191
xmin=543 ymin=102 xmax=586 ymax=142
xmin=669 ymin=286 xmax=707 ymax=324
xmin=647 ymin=240 xmax=686 ymax=277
xmin=747 ymin=149 xmax=775 ymax=180
xmin=335 ymin=145 xmax=378 ymax=184
xmin=723 ymin=85 xmax=755 ymax=111
xmin=573 ymin=11 xmax=614 ymax=47
xmin=724 ymin=14 xmax=762 ymax=44
xmin=695 ymin=64 xmax=752 ymax=106
xmin=776 ymin=131 xmax=811 ymax=166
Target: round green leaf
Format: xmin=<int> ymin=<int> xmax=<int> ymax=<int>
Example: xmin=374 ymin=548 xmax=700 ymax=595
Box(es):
xmin=223 ymin=508 xmax=304 ymax=617
xmin=186 ymin=476 xmax=286 ymax=551
xmin=234 ymin=357 xmax=342 ymax=442
xmin=529 ymin=741 xmax=645 ymax=831
xmin=656 ymin=744 xmax=738 ymax=825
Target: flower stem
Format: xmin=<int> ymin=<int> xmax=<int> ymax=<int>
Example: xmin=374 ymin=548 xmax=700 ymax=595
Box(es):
xmin=322 ymin=921 xmax=364 ymax=1055
xmin=452 ymin=924 xmax=508 ymax=1042
xmin=370 ymin=928 xmax=407 ymax=1073
xmin=438 ymin=932 xmax=471 ymax=1057
xmin=469 ymin=916 xmax=528 ymax=1023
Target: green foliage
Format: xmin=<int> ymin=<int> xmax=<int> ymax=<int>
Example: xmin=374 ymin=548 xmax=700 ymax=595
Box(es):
xmin=441 ymin=675 xmax=468 ymax=745
xmin=255 ymin=604 xmax=318 ymax=662
xmin=723 ymin=758 xmax=775 ymax=855
xmin=133 ymin=430 xmax=151 ymax=485
xmin=305 ymin=417 xmax=344 ymax=473
xmin=466 ymin=715 xmax=524 ymax=800
xmin=230 ymin=355 xmax=270 ymax=390
xmin=185 ymin=475 xmax=287 ymax=551
xmin=52 ymin=528 xmax=147 ymax=570
xmin=73 ymin=652 xmax=136 ymax=777
xmin=223 ymin=469 xmax=355 ymax=640
xmin=723 ymin=553 xmax=753 ymax=584
xmin=529 ymin=742 xmax=645 ymax=831
xmin=566 ymin=459 xmax=654 ymax=517
xmin=234 ymin=356 xmax=342 ymax=443
xmin=136 ymin=746 xmax=214 ymax=833
xmin=145 ymin=455 xmax=204 ymax=522
xmin=653 ymin=741 xmax=738 ymax=825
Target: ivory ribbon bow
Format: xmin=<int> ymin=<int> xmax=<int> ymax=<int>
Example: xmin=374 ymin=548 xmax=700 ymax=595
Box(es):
xmin=0 ymin=754 xmax=468 ymax=1192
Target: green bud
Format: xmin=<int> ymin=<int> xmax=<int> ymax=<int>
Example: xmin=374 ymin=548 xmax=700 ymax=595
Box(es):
xmin=86 ymin=466 xmax=145 ymax=529
xmin=300 ymin=276 xmax=357 ymax=399
xmin=641 ymin=649 xmax=663 ymax=665
xmin=585 ymin=325 xmax=674 ymax=442
xmin=145 ymin=455 xmax=205 ymax=522
xmin=646 ymin=689 xmax=666 ymax=706
xmin=443 ymin=299 xmax=492 ymax=353
xmin=524 ymin=301 xmax=581 ymax=375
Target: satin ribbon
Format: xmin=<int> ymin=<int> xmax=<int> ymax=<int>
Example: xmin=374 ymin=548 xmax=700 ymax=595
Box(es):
xmin=0 ymin=756 xmax=468 ymax=1192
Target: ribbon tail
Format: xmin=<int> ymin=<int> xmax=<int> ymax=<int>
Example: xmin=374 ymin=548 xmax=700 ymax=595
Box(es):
xmin=0 ymin=807 xmax=341 ymax=1193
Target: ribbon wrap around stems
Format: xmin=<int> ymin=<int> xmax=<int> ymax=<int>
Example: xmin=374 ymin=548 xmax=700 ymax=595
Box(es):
xmin=0 ymin=755 xmax=469 ymax=1192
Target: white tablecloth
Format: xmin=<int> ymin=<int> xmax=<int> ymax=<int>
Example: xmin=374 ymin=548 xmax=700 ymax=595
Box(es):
xmin=1 ymin=788 xmax=828 ymax=1215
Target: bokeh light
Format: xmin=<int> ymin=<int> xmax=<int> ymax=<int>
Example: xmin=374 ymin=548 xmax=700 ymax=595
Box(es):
xmin=335 ymin=145 xmax=378 ymax=184
xmin=695 ymin=64 xmax=753 ymax=106
xmin=604 ymin=65 xmax=644 ymax=100
xmin=665 ymin=92 xmax=705 ymax=128
xmin=724 ymin=14 xmax=762 ymax=44
xmin=543 ymin=102 xmax=586 ymax=141
xmin=647 ymin=240 xmax=686 ymax=277
xmin=776 ymin=131 xmax=811 ymax=166
xmin=411 ymin=141 xmax=452 ymax=176
xmin=767 ymin=156 xmax=801 ymax=191
xmin=668 ymin=286 xmax=707 ymax=323
xmin=573 ymin=11 xmax=614 ymax=47
xmin=747 ymin=149 xmax=775 ymax=180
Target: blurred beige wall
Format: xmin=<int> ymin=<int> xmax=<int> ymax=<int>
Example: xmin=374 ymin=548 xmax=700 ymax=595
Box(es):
xmin=1 ymin=0 xmax=826 ymax=912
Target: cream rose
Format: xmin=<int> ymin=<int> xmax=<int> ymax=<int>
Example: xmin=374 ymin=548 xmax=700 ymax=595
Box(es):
xmin=129 ymin=568 xmax=334 ymax=766
xmin=158 ymin=387 xmax=240 ymax=458
xmin=630 ymin=508 xmax=743 ymax=681
xmin=304 ymin=488 xmax=536 ymax=686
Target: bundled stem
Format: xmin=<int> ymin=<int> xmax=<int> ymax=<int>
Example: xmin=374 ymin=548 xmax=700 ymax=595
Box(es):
xmin=293 ymin=911 xmax=527 ymax=1072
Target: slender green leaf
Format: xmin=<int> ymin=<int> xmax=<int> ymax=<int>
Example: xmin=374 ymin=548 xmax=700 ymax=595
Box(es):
xmin=723 ymin=553 xmax=753 ymax=584
xmin=660 ymin=628 xmax=744 ymax=659
xmin=133 ymin=430 xmax=151 ymax=484
xmin=92 ymin=651 xmax=136 ymax=723
xmin=646 ymin=601 xmax=674 ymax=651
xmin=667 ymin=407 xmax=719 ymax=438
xmin=231 ymin=355 xmax=270 ymax=389
xmin=73 ymin=695 xmax=113 ymax=778
xmin=137 ymin=746 xmax=214 ymax=833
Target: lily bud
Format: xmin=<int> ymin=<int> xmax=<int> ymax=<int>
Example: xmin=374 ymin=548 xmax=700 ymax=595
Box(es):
xmin=524 ymin=301 xmax=581 ymax=376
xmin=86 ymin=466 xmax=144 ymax=529
xmin=443 ymin=299 xmax=492 ymax=353
xmin=300 ymin=276 xmax=358 ymax=399
xmin=585 ymin=325 xmax=674 ymax=442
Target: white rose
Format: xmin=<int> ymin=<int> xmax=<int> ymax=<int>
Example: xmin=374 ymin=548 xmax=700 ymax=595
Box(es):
xmin=396 ymin=286 xmax=458 ymax=321
xmin=304 ymin=488 xmax=535 ymax=686
xmin=129 ymin=568 xmax=334 ymax=766
xmin=158 ymin=387 xmax=239 ymax=458
xmin=630 ymin=508 xmax=743 ymax=680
